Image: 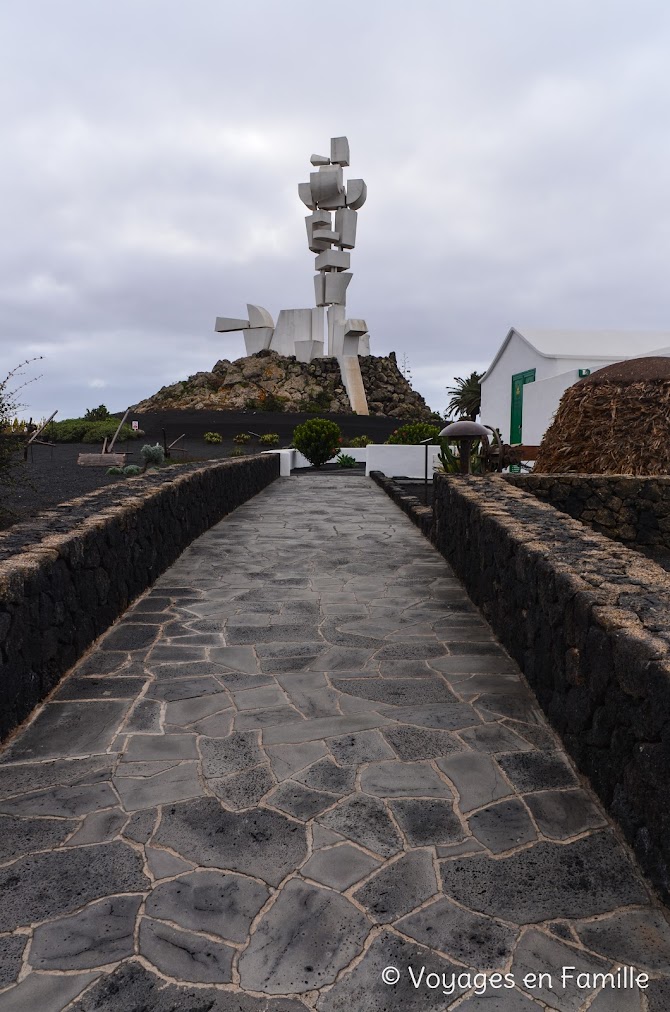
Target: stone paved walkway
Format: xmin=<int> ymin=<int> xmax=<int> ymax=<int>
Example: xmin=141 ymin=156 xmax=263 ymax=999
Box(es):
xmin=1 ymin=475 xmax=670 ymax=1011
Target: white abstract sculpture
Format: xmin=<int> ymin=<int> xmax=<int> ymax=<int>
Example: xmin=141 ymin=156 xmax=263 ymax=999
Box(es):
xmin=215 ymin=136 xmax=371 ymax=413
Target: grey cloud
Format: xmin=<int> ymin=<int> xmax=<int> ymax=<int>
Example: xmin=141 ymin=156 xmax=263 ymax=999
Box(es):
xmin=1 ymin=0 xmax=670 ymax=418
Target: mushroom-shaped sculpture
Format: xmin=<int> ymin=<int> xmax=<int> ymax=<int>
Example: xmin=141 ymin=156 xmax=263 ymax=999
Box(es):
xmin=439 ymin=420 xmax=490 ymax=475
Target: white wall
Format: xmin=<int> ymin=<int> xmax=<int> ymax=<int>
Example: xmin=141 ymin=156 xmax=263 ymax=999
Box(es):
xmin=522 ymin=371 xmax=585 ymax=445
xmin=481 ymin=332 xmax=616 ymax=442
xmin=365 ymin=444 xmax=440 ymax=479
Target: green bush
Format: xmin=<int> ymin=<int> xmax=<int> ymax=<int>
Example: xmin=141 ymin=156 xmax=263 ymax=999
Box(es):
xmin=84 ymin=404 xmax=111 ymax=422
xmin=259 ymin=432 xmax=279 ymax=446
xmin=106 ymin=466 xmax=124 ymax=475
xmin=123 ymin=464 xmax=142 ymax=476
xmin=46 ymin=418 xmax=141 ymax=443
xmin=233 ymin=432 xmax=251 ymax=444
xmin=230 ymin=447 xmax=246 ymax=457
xmin=204 ymin=431 xmax=223 ymax=444
xmin=141 ymin=444 xmax=165 ymax=467
xmin=292 ymin=418 xmax=342 ymax=468
xmin=298 ymin=391 xmax=331 ymax=413
xmin=385 ymin=422 xmax=441 ymax=445
xmin=336 ymin=453 xmax=357 ymax=468
xmin=349 ymin=434 xmax=373 ymax=448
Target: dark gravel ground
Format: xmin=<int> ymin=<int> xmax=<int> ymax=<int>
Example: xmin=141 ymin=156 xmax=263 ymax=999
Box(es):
xmin=0 ymin=410 xmax=403 ymax=530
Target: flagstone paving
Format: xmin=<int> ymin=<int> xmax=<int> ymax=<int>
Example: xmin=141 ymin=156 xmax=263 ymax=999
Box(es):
xmin=1 ymin=474 xmax=670 ymax=1010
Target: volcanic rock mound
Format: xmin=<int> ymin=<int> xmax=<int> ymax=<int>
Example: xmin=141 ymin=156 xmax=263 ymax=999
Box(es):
xmin=132 ymin=350 xmax=433 ymax=420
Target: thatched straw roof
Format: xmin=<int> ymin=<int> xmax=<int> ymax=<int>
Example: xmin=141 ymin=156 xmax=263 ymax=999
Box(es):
xmin=534 ymin=357 xmax=670 ymax=475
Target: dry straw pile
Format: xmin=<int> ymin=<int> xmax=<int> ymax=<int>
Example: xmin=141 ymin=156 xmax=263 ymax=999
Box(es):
xmin=534 ymin=357 xmax=670 ymax=475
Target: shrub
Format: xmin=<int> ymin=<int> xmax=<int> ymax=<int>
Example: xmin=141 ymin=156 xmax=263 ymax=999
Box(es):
xmin=204 ymin=431 xmax=223 ymax=444
xmin=336 ymin=453 xmax=357 ymax=468
xmin=140 ymin=444 xmax=165 ymax=468
xmin=259 ymin=432 xmax=280 ymax=446
xmin=298 ymin=391 xmax=331 ymax=413
xmin=244 ymin=391 xmax=286 ymax=412
xmin=47 ymin=418 xmax=140 ymax=443
xmin=349 ymin=434 xmax=373 ymax=448
xmin=233 ymin=432 xmax=251 ymax=444
xmin=385 ymin=422 xmax=441 ymax=445
xmin=84 ymin=404 xmax=111 ymax=422
xmin=106 ymin=466 xmax=124 ymax=475
xmin=292 ymin=418 xmax=342 ymax=468
xmin=123 ymin=464 xmax=142 ymax=476
xmin=230 ymin=447 xmax=246 ymax=457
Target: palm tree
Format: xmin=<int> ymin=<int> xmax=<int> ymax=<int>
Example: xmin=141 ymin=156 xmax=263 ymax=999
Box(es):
xmin=445 ymin=371 xmax=483 ymax=420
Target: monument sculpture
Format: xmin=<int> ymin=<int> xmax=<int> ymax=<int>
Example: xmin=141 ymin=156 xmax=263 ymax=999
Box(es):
xmin=215 ymin=136 xmax=370 ymax=414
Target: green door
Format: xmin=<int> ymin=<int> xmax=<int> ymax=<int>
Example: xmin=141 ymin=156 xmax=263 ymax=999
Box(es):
xmin=510 ymin=369 xmax=536 ymax=444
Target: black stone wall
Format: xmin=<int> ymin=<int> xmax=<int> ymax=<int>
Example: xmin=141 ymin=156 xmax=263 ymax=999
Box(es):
xmin=506 ymin=474 xmax=670 ymax=551
xmin=0 ymin=456 xmax=279 ymax=742
xmin=432 ymin=474 xmax=670 ymax=902
xmin=369 ymin=471 xmax=433 ymax=536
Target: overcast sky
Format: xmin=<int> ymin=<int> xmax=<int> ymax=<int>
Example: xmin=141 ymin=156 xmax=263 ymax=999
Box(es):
xmin=1 ymin=0 xmax=669 ymax=419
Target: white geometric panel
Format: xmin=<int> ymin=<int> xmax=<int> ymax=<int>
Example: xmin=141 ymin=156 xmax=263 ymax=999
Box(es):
xmin=324 ymin=272 xmax=352 ymax=305
xmin=344 ymin=318 xmax=368 ymax=337
xmin=342 ymin=333 xmax=361 ymax=357
xmin=311 ymin=307 xmax=325 ymax=343
xmin=215 ymin=317 xmax=250 ymax=332
xmin=271 ymin=309 xmax=313 ymax=356
xmin=309 ymin=166 xmax=343 ymax=207
xmin=244 ymin=328 xmax=273 ymax=355
xmin=294 ymin=340 xmax=324 ymax=362
xmin=310 ymin=153 xmax=330 ymax=165
xmin=314 ymin=249 xmax=350 ymax=272
xmin=313 ymin=229 xmax=339 ymax=244
xmin=334 ymin=208 xmax=357 ymax=249
xmin=247 ymin=304 xmax=274 ymax=328
xmin=330 ymin=136 xmax=350 ymax=166
xmin=314 ymin=274 xmax=326 ymax=307
xmin=298 ymin=182 xmax=315 ymax=209
xmin=345 ymin=179 xmax=367 ymax=210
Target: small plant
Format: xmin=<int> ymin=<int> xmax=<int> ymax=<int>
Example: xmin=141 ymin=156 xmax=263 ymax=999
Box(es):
xmin=244 ymin=391 xmax=287 ymax=412
xmin=230 ymin=447 xmax=246 ymax=457
xmin=386 ymin=422 xmax=441 ymax=445
xmin=336 ymin=453 xmax=357 ymax=468
xmin=123 ymin=464 xmax=142 ymax=476
xmin=84 ymin=404 xmax=111 ymax=422
xmin=140 ymin=444 xmax=165 ymax=469
xmin=233 ymin=432 xmax=251 ymax=444
xmin=349 ymin=434 xmax=373 ymax=448
xmin=106 ymin=466 xmax=124 ymax=475
xmin=204 ymin=431 xmax=223 ymax=444
xmin=435 ymin=438 xmax=485 ymax=475
xmin=259 ymin=432 xmax=280 ymax=446
xmin=292 ymin=418 xmax=342 ymax=468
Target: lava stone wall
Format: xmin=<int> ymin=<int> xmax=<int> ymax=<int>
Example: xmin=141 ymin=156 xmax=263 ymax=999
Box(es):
xmin=433 ymin=474 xmax=670 ymax=902
xmin=506 ymin=474 xmax=670 ymax=550
xmin=369 ymin=471 xmax=433 ymax=536
xmin=0 ymin=456 xmax=279 ymax=742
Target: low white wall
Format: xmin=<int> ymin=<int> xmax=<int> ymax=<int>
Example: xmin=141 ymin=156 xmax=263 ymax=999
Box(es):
xmin=261 ymin=447 xmax=368 ymax=475
xmin=522 ymin=370 xmax=581 ymax=445
xmin=365 ymin=444 xmax=440 ymax=479
xmin=263 ymin=445 xmax=440 ymax=478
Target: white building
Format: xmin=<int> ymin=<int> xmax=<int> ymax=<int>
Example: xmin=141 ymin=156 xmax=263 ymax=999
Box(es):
xmin=480 ymin=328 xmax=670 ymax=445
